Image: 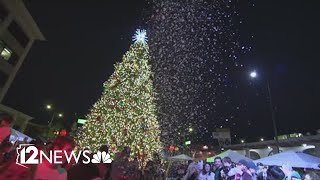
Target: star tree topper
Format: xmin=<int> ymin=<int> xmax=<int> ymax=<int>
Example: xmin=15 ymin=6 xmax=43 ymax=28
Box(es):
xmin=132 ymin=29 xmax=148 ymax=44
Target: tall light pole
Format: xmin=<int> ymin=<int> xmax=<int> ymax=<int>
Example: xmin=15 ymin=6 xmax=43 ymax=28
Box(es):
xmin=250 ymin=71 xmax=280 ymax=153
xmin=45 ymin=104 xmax=63 ymax=128
xmin=48 ymin=113 xmax=63 ymax=127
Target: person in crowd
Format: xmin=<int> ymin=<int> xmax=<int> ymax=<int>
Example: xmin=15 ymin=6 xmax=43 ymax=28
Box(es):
xmin=131 ymin=169 xmax=144 ymax=180
xmin=281 ymin=164 xmax=301 ymax=180
xmin=0 ymin=114 xmax=13 ymax=171
xmin=144 ymin=160 xmax=156 ymax=179
xmin=95 ymin=145 xmax=110 ymax=178
xmin=183 ymin=161 xmax=199 ymax=180
xmin=197 ymin=160 xmax=204 ymax=171
xmin=228 ymin=162 xmax=243 ymax=180
xmin=247 ymin=160 xmax=258 ymax=180
xmin=33 ymin=136 xmax=75 ymax=180
xmin=220 ymin=156 xmax=233 ymax=180
xmin=110 ymin=146 xmax=131 ymax=179
xmin=266 ymin=166 xmax=285 ymax=180
xmin=178 ymin=163 xmax=186 ymax=178
xmin=238 ymin=159 xmax=258 ymax=180
xmin=0 ymin=129 xmax=12 ymax=163
xmin=0 ymin=137 xmax=33 ymax=180
xmin=255 ymin=163 xmax=267 ymax=180
xmin=198 ymin=163 xmax=215 ymax=180
xmin=67 ymin=153 xmax=101 ymax=180
xmin=0 ymin=114 xmax=35 ymax=180
xmin=290 ymin=171 xmax=302 ymax=180
xmin=214 ymin=157 xmax=223 ymax=180
xmin=303 ymin=172 xmax=319 ymax=180
xmin=0 ymin=113 xmax=12 ymax=144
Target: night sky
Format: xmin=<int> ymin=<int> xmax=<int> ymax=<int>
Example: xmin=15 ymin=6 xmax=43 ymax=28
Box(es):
xmin=4 ymin=0 xmax=320 ymax=143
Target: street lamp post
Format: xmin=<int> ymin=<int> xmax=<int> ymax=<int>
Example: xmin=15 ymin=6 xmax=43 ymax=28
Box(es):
xmin=48 ymin=113 xmax=63 ymax=128
xmin=250 ymin=71 xmax=280 ymax=153
xmin=45 ymin=105 xmax=63 ymax=128
xmin=266 ymin=81 xmax=280 ymax=153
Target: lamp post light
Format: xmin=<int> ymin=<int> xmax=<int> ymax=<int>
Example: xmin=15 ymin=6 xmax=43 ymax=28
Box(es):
xmin=250 ymin=70 xmax=280 ymax=153
xmin=48 ymin=112 xmax=63 ymax=128
xmin=46 ymin=104 xmax=52 ymax=110
xmin=45 ymin=104 xmax=64 ymax=128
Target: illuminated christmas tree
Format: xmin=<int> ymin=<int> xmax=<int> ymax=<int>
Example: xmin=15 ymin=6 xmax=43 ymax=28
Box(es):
xmin=75 ymin=29 xmax=161 ymax=164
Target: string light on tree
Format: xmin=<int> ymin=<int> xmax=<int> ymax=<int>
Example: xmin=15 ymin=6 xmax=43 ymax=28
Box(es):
xmin=75 ymin=29 xmax=161 ymax=165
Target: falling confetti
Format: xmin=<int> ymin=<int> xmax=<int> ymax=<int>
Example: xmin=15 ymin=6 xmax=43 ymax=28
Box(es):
xmin=146 ymin=0 xmax=251 ymax=145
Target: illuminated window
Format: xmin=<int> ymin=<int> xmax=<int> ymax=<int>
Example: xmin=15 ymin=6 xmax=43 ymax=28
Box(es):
xmin=0 ymin=40 xmax=18 ymax=64
xmin=1 ymin=47 xmax=12 ymax=60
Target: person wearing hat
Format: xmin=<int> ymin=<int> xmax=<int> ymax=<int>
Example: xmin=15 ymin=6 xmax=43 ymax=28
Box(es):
xmin=256 ymin=162 xmax=267 ymax=180
xmin=267 ymin=166 xmax=285 ymax=180
xmin=238 ymin=159 xmax=258 ymax=180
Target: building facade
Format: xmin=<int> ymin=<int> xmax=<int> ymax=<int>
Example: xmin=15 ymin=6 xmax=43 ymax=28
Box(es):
xmin=0 ymin=0 xmax=44 ymax=102
xmin=0 ymin=0 xmax=44 ymax=132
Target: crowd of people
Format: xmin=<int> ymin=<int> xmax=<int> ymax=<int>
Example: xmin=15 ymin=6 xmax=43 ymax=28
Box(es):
xmin=0 ymin=113 xmax=165 ymax=180
xmin=169 ymin=156 xmax=319 ymax=180
xmin=0 ymin=113 xmax=319 ymax=180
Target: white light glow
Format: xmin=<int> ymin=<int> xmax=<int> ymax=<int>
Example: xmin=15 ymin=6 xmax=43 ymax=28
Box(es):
xmin=132 ymin=29 xmax=148 ymax=44
xmin=250 ymin=71 xmax=257 ymax=78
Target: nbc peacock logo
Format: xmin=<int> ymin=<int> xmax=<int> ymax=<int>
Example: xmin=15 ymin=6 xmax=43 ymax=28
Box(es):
xmin=91 ymin=151 xmax=112 ymax=163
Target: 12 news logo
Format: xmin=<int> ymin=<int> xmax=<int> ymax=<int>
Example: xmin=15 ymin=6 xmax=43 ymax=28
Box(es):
xmin=16 ymin=144 xmax=112 ymax=168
